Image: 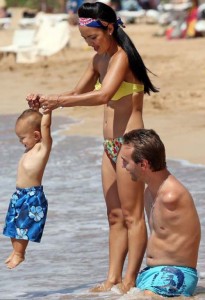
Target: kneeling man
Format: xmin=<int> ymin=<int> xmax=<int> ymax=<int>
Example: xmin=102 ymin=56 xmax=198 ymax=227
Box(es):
xmin=121 ymin=129 xmax=201 ymax=298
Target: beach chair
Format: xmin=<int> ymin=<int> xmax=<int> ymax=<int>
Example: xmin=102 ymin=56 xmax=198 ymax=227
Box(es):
xmin=16 ymin=18 xmax=70 ymax=63
xmin=145 ymin=9 xmax=160 ymax=24
xmin=0 ymin=15 xmax=70 ymax=64
xmin=18 ymin=12 xmax=69 ymax=28
xmin=0 ymin=17 xmax=11 ymax=29
xmin=117 ymin=9 xmax=146 ymax=23
xmin=0 ymin=29 xmax=35 ymax=57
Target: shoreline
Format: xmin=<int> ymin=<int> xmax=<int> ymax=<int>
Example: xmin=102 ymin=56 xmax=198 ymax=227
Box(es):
xmin=1 ymin=22 xmax=205 ymax=166
xmin=1 ymin=106 xmax=204 ymax=166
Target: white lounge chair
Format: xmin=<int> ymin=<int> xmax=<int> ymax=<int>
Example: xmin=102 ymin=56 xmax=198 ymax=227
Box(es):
xmin=0 ymin=29 xmax=35 ymax=57
xmin=16 ymin=18 xmax=70 ymax=63
xmin=18 ymin=12 xmax=69 ymax=28
xmin=0 ymin=13 xmax=70 ymax=64
xmin=117 ymin=9 xmax=146 ymax=23
xmin=0 ymin=17 xmax=11 ymax=29
xmin=145 ymin=9 xmax=160 ymax=24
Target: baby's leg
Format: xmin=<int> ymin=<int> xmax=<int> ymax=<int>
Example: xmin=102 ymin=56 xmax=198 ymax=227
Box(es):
xmin=7 ymin=238 xmax=28 ymax=269
xmin=4 ymin=238 xmax=16 ymax=264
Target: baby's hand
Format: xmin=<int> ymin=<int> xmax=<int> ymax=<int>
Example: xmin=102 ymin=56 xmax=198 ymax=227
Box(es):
xmin=32 ymin=99 xmax=40 ymax=111
xmin=26 ymin=94 xmax=41 ymax=110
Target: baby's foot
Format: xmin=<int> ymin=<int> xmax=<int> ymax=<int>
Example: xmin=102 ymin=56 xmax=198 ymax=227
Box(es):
xmin=7 ymin=253 xmax=25 ymax=269
xmin=90 ymin=280 xmax=115 ymax=292
xmin=4 ymin=251 xmax=14 ymax=264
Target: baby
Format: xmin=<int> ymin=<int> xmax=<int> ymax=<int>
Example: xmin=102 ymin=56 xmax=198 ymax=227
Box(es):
xmin=3 ymin=107 xmax=52 ymax=269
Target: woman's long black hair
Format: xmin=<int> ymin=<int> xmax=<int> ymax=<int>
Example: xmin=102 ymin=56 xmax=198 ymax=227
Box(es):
xmin=78 ymin=1 xmax=158 ymax=95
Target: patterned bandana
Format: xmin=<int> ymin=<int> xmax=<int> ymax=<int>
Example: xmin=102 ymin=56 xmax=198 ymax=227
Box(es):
xmin=78 ymin=17 xmax=125 ymax=28
xmin=79 ymin=18 xmax=105 ymax=28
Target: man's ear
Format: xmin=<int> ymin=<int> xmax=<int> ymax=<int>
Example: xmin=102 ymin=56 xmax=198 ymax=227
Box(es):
xmin=140 ymin=159 xmax=149 ymax=170
xmin=34 ymin=131 xmax=41 ymax=141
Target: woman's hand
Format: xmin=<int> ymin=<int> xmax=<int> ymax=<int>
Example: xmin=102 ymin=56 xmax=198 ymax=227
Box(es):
xmin=39 ymin=94 xmax=59 ymax=113
xmin=26 ymin=93 xmax=60 ymax=113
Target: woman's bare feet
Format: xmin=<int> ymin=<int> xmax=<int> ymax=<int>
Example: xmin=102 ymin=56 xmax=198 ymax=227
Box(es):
xmin=6 ymin=252 xmax=25 ymax=269
xmin=112 ymin=280 xmax=135 ymax=294
xmin=90 ymin=280 xmax=117 ymax=292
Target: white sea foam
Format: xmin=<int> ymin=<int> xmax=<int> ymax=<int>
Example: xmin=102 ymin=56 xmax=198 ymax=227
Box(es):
xmin=169 ymin=158 xmax=205 ymax=168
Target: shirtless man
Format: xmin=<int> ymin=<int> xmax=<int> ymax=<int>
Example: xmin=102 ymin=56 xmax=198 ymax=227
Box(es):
xmin=3 ymin=107 xmax=52 ymax=269
xmin=121 ymin=128 xmax=201 ymax=298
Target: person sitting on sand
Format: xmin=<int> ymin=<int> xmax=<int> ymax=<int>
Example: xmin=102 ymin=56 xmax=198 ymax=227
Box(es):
xmin=3 ymin=106 xmax=52 ymax=269
xmin=121 ymin=128 xmax=201 ymax=298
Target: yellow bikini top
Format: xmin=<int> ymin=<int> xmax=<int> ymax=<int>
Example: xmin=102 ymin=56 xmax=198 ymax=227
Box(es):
xmin=95 ymin=80 xmax=144 ymax=101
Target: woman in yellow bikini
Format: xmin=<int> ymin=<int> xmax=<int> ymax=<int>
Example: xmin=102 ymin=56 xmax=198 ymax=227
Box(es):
xmin=27 ymin=1 xmax=158 ymax=294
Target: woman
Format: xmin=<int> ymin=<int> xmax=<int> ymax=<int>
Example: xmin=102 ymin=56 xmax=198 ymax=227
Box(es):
xmin=27 ymin=1 xmax=158 ymax=294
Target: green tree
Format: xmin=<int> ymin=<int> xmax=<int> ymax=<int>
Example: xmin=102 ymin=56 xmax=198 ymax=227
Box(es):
xmin=5 ymin=0 xmax=66 ymax=12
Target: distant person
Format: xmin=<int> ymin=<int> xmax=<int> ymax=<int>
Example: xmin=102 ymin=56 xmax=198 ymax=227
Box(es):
xmin=66 ymin=0 xmax=84 ymax=25
xmin=3 ymin=107 xmax=52 ymax=269
xmin=138 ymin=0 xmax=151 ymax=10
xmin=66 ymin=0 xmax=84 ymax=14
xmin=0 ymin=0 xmax=10 ymax=19
xmin=0 ymin=7 xmax=6 ymax=18
xmin=110 ymin=0 xmax=122 ymax=10
xmin=27 ymin=1 xmax=158 ymax=293
xmin=121 ymin=128 xmax=201 ymax=298
xmin=121 ymin=0 xmax=143 ymax=23
xmin=98 ymin=0 xmax=121 ymax=10
xmin=121 ymin=0 xmax=142 ymax=11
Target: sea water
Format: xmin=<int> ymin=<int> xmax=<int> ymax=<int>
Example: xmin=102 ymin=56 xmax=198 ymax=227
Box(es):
xmin=0 ymin=115 xmax=204 ymax=300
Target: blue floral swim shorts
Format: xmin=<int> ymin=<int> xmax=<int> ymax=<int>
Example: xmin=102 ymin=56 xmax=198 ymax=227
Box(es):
xmin=3 ymin=186 xmax=48 ymax=243
xmin=136 ymin=265 xmax=198 ymax=297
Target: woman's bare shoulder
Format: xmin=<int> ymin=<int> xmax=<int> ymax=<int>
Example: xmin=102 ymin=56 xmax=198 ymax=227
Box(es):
xmin=112 ymin=48 xmax=128 ymax=63
xmin=108 ymin=48 xmax=129 ymax=75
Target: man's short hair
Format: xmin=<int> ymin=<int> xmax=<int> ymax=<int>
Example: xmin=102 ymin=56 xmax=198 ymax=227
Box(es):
xmin=123 ymin=129 xmax=166 ymax=171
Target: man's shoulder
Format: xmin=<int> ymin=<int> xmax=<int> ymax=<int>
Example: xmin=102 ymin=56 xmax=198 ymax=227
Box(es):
xmin=161 ymin=176 xmax=192 ymax=206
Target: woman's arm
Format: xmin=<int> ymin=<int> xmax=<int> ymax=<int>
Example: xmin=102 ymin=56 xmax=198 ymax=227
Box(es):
xmin=36 ymin=50 xmax=130 ymax=112
xmin=61 ymin=59 xmax=100 ymax=96
xmin=61 ymin=49 xmax=129 ymax=101
xmin=26 ymin=57 xmax=99 ymax=106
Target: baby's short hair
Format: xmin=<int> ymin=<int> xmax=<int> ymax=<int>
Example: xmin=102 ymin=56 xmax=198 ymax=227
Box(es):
xmin=16 ymin=109 xmax=42 ymax=131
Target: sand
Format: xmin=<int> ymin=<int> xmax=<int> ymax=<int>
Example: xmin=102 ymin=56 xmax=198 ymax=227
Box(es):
xmin=0 ymin=11 xmax=205 ymax=165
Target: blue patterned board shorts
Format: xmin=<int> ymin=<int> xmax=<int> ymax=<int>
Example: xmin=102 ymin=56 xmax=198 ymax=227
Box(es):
xmin=136 ymin=265 xmax=198 ymax=297
xmin=3 ymin=186 xmax=48 ymax=243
